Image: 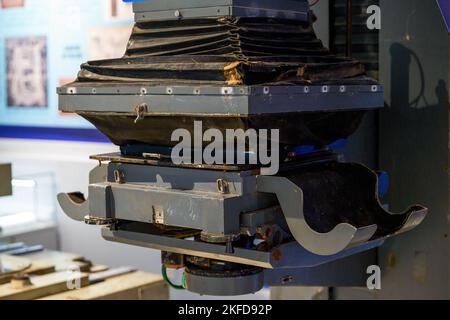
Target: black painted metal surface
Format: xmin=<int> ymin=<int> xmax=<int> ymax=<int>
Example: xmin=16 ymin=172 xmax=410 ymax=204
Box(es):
xmin=60 ymin=16 xmax=380 ymax=150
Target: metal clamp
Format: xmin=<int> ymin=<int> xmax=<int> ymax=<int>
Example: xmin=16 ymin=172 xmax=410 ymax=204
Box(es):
xmin=134 ymin=103 xmax=148 ymax=124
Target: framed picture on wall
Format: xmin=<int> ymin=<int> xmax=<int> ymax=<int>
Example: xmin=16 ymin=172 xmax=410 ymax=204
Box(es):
xmin=1 ymin=0 xmax=25 ymax=9
xmin=6 ymin=36 xmax=48 ymax=108
xmin=87 ymin=26 xmax=132 ymax=61
xmin=0 ymin=0 xmax=134 ymax=143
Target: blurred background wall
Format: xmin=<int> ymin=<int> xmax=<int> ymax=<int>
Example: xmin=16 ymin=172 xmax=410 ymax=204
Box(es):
xmin=0 ymin=0 xmax=382 ymax=300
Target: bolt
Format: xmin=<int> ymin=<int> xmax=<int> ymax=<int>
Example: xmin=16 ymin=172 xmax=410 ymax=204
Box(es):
xmin=217 ymin=179 xmax=230 ymax=194
xmin=281 ymin=276 xmax=294 ymax=285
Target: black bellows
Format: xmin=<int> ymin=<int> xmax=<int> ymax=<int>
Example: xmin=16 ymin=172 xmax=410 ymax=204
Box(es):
xmin=76 ymin=17 xmax=375 ymax=86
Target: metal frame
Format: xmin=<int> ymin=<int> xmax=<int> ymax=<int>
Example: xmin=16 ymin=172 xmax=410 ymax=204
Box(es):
xmin=132 ymin=0 xmax=310 ymax=22
xmin=57 ymin=156 xmax=427 ymax=296
xmin=101 ymin=227 xmax=383 ymax=269
xmin=58 ymin=84 xmax=384 ymax=115
xmin=265 ymin=249 xmax=378 ymax=287
xmin=102 ymin=226 xmax=381 ymax=291
xmin=88 ymin=181 xmax=273 ymax=234
xmin=58 ymin=159 xmax=426 ymax=258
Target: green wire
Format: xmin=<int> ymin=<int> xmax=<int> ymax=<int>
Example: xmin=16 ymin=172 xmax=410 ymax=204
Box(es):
xmin=161 ymin=265 xmax=186 ymax=290
xmin=181 ymin=272 xmax=187 ymax=289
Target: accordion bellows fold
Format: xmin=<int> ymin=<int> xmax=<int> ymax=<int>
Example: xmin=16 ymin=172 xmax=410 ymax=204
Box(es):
xmin=76 ymin=17 xmax=376 ymax=86
xmin=62 ymin=16 xmax=381 ymax=150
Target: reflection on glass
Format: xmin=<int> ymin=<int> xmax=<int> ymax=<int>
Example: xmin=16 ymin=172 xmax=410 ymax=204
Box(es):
xmin=0 ymin=172 xmax=56 ymax=231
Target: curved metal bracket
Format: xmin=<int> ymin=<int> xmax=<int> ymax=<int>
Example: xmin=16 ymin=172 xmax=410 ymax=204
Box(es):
xmin=387 ymin=205 xmax=427 ymax=237
xmin=57 ymin=192 xmax=89 ymax=222
xmin=57 ymin=164 xmax=107 ymax=222
xmin=257 ymin=161 xmax=428 ymax=257
xmin=257 ymin=176 xmax=377 ymax=256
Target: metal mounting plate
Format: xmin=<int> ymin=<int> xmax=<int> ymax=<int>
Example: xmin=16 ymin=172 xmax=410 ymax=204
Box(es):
xmin=132 ymin=0 xmax=310 ymax=22
xmin=58 ymin=84 xmax=384 ymax=115
xmin=101 ymin=227 xmax=384 ymax=269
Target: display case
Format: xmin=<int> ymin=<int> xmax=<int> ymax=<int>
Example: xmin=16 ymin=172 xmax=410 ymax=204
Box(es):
xmin=0 ymin=171 xmax=57 ymax=233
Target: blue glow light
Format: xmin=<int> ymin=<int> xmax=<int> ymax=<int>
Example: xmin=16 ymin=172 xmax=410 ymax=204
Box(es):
xmin=437 ymin=0 xmax=450 ymax=32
